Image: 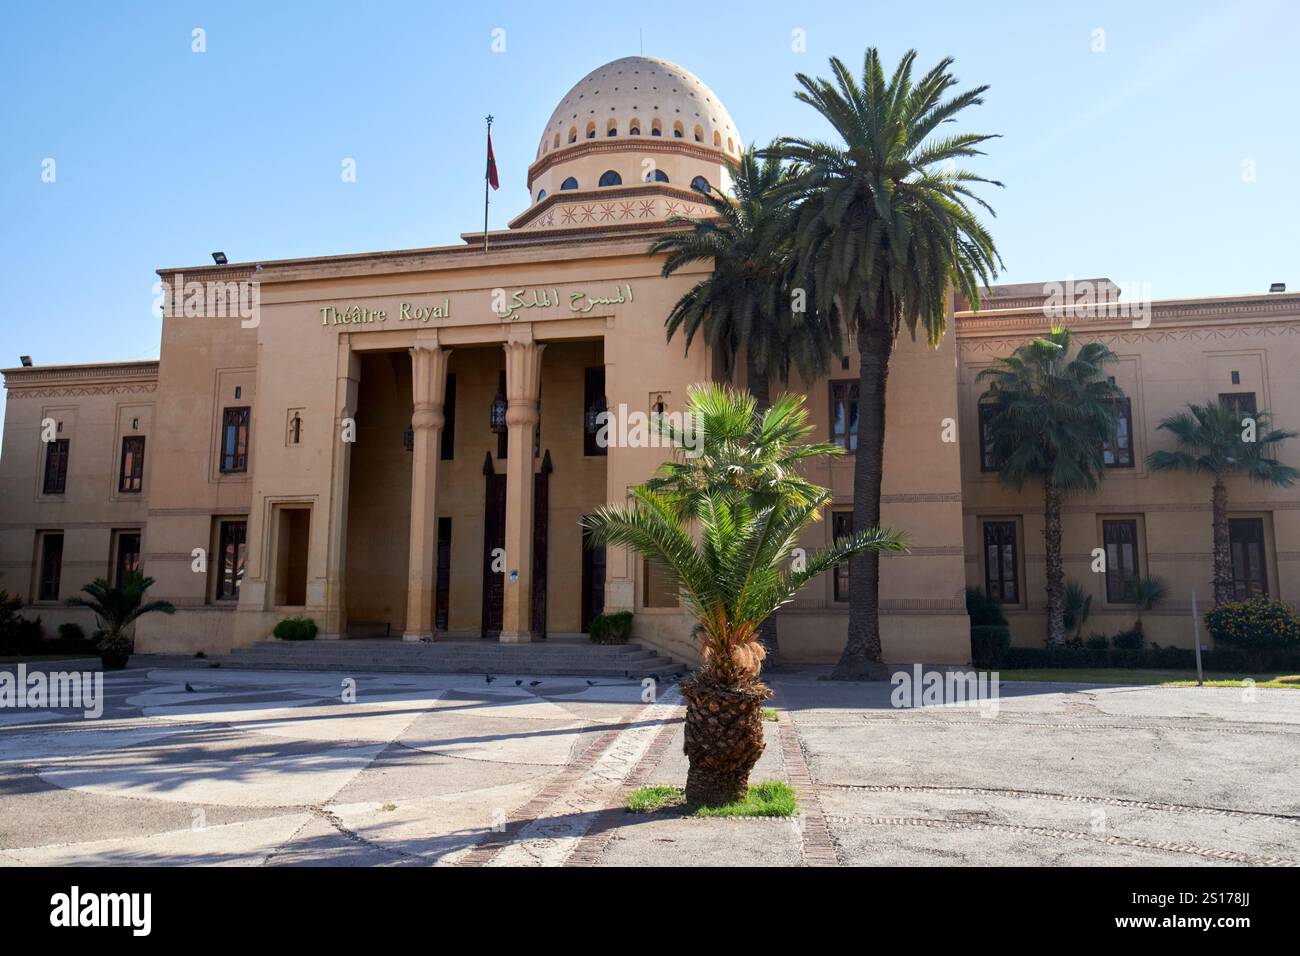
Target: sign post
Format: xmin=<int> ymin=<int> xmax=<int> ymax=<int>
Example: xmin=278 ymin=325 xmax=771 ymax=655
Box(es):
xmin=1191 ymin=589 xmax=1204 ymax=686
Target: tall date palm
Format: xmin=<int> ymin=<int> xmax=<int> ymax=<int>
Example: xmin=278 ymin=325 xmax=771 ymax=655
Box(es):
xmin=1148 ymin=402 xmax=1297 ymax=605
xmin=651 ymin=145 xmax=835 ymax=664
xmin=774 ymin=49 xmax=1003 ymax=678
xmin=650 ymin=144 xmax=834 ymax=411
xmin=977 ymin=329 xmax=1124 ymax=645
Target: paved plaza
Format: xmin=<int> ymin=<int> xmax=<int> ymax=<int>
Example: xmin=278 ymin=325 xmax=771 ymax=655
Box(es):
xmin=1 ymin=664 xmax=1297 ymax=866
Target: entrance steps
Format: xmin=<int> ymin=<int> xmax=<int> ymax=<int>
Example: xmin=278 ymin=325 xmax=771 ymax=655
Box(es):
xmin=221 ymin=638 xmax=688 ymax=678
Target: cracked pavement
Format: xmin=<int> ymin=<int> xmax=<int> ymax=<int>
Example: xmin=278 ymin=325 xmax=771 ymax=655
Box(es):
xmin=1 ymin=664 xmax=1297 ymax=866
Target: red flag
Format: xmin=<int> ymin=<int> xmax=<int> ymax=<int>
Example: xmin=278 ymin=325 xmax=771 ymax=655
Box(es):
xmin=486 ymin=130 xmax=500 ymax=191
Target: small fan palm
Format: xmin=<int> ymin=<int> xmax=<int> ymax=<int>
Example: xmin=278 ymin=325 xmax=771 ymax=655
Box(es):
xmin=1063 ymin=580 xmax=1093 ymax=643
xmin=583 ymin=385 xmax=906 ymax=805
xmin=1148 ymin=402 xmax=1298 ymax=604
xmin=646 ymin=383 xmax=839 ymax=520
xmin=1130 ymin=575 xmax=1169 ymax=637
xmin=66 ymin=572 xmax=175 ymax=667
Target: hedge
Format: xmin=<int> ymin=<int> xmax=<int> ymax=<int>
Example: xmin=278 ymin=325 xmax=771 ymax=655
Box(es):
xmin=970 ymin=624 xmax=1011 ymax=668
xmin=1001 ymin=644 xmax=1300 ymax=672
xmin=273 ymin=617 xmax=318 ymax=641
xmin=589 ymin=611 xmax=633 ymax=645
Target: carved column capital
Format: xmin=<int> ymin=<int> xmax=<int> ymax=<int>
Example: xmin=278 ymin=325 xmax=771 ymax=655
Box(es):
xmin=409 ymin=345 xmax=453 ymax=429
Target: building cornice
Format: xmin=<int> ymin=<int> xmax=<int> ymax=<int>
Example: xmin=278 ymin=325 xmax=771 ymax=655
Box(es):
xmin=956 ymin=292 xmax=1300 ymax=337
xmin=204 ymin=225 xmax=697 ymax=287
xmin=506 ymin=183 xmax=711 ymax=230
xmin=2 ymin=360 xmax=159 ymax=395
xmin=526 ymin=137 xmax=728 ymax=186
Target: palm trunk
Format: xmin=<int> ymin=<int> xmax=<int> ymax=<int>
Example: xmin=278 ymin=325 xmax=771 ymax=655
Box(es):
xmin=746 ymin=350 xmax=782 ymax=670
xmin=1043 ymin=475 xmax=1067 ymax=645
xmin=1211 ymin=478 xmax=1232 ymax=605
xmin=681 ymin=673 xmax=771 ymax=806
xmin=832 ymin=320 xmax=893 ymax=680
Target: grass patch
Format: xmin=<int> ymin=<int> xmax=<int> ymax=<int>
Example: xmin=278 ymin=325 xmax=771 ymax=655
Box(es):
xmin=1000 ymin=668 xmax=1300 ymax=689
xmin=761 ymin=707 xmax=778 ymax=721
xmin=626 ymin=785 xmax=685 ymax=813
xmin=626 ymin=780 xmax=797 ymax=817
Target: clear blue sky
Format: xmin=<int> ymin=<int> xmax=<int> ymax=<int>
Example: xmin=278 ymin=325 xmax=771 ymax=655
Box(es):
xmin=2 ymin=0 xmax=1297 ymax=372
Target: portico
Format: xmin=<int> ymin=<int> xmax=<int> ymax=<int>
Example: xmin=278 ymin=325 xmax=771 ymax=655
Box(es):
xmin=395 ymin=333 xmax=548 ymax=643
xmin=290 ymin=308 xmax=624 ymax=647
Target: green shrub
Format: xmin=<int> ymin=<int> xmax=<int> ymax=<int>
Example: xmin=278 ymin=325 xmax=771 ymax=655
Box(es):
xmin=0 ymin=591 xmax=29 ymax=655
xmin=970 ymin=624 xmax=1010 ymax=668
xmin=1205 ymin=598 xmax=1300 ymax=652
xmin=1084 ymin=633 xmax=1109 ymax=650
xmin=0 ymin=607 xmax=43 ymax=657
xmin=964 ymin=588 xmax=1006 ymax=626
xmin=1112 ymin=628 xmax=1144 ymax=650
xmin=1063 ymin=581 xmax=1092 ymax=641
xmin=273 ymin=616 xmax=318 ymax=641
xmin=47 ymin=621 xmax=96 ymax=655
xmin=589 ymin=610 xmax=633 ymax=645
xmin=1001 ymin=642 xmax=1296 ymax=672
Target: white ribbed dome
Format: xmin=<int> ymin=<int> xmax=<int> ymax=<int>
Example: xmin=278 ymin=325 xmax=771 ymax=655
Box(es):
xmin=536 ymin=56 xmax=742 ymax=159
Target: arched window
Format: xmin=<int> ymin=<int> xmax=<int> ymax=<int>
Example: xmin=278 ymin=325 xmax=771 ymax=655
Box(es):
xmin=726 ymin=137 xmax=734 ymax=153
xmin=644 ymin=169 xmax=669 ymax=183
xmin=553 ymin=133 xmax=560 ymax=149
xmin=690 ymin=175 xmax=710 ymax=195
xmin=560 ymin=177 xmax=579 ymax=190
xmin=536 ymin=189 xmax=547 ymax=202
xmin=568 ymin=127 xmax=577 ymax=144
xmin=606 ymin=118 xmax=618 ymax=137
xmin=651 ymin=119 xmax=662 ymax=137
xmin=629 ymin=119 xmax=641 ymax=135
xmin=585 ymin=122 xmax=596 ymax=139
xmin=673 ymin=121 xmax=684 ymax=139
xmin=713 ymin=130 xmax=722 ymax=147
xmin=598 ymin=170 xmax=622 ymax=187
xmin=693 ymin=124 xmax=703 ymax=142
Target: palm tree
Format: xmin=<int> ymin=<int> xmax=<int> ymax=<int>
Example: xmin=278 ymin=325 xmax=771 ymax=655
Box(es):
xmin=645 ymin=383 xmax=838 ymax=518
xmin=977 ymin=328 xmax=1125 ymax=645
xmin=651 ymin=145 xmax=836 ymax=665
xmin=1148 ymin=403 xmax=1298 ymax=605
xmin=583 ymin=386 xmax=906 ymax=805
xmin=1130 ymin=575 xmax=1169 ymax=639
xmin=1063 ymin=580 xmax=1093 ymax=643
xmin=650 ymin=144 xmax=835 ymax=411
xmin=774 ymin=49 xmax=1002 ymax=679
xmin=66 ymin=571 xmax=175 ymax=669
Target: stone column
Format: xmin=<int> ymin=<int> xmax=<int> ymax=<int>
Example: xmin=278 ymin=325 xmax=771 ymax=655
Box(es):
xmin=499 ymin=338 xmax=545 ymax=643
xmin=403 ymin=341 xmax=452 ymax=641
xmin=321 ymin=337 xmax=361 ymax=639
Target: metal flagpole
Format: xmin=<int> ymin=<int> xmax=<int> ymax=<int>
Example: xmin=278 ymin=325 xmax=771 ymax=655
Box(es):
xmin=483 ymin=115 xmax=493 ymax=253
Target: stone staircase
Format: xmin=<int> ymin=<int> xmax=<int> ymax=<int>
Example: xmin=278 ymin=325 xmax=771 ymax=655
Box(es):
xmin=221 ymin=638 xmax=688 ymax=678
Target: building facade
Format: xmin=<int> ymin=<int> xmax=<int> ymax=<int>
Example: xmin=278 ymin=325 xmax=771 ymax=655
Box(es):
xmin=3 ymin=57 xmax=1297 ymax=663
